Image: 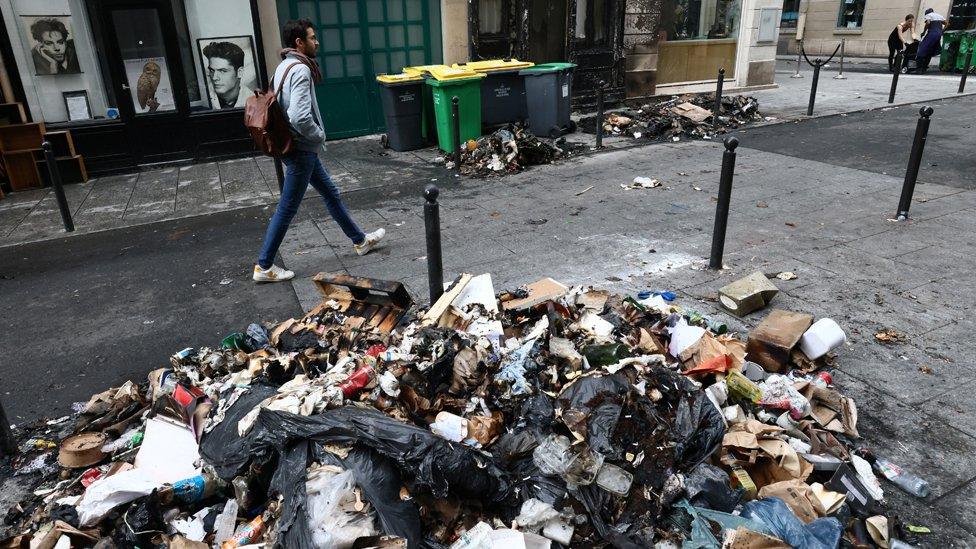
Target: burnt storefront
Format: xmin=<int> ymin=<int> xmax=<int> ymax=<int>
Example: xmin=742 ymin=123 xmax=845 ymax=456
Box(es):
xmin=467 ymin=0 xmax=626 ymax=105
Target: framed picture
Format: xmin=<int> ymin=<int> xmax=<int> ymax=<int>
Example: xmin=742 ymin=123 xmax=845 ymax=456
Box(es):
xmin=62 ymin=90 xmax=91 ymax=121
xmin=197 ymin=36 xmax=259 ymax=109
xmin=123 ymin=57 xmax=176 ymax=114
xmin=20 ymin=14 xmax=82 ymax=75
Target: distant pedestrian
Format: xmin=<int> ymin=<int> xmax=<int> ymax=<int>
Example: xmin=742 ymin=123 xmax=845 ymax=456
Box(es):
xmin=915 ymin=8 xmax=946 ymax=73
xmin=254 ymin=19 xmax=385 ymax=283
xmin=888 ymin=14 xmax=915 ymax=72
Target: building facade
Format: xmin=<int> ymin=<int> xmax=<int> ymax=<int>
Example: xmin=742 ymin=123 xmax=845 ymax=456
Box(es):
xmin=778 ymin=0 xmax=953 ymax=57
xmin=0 ymin=0 xmax=779 ymax=181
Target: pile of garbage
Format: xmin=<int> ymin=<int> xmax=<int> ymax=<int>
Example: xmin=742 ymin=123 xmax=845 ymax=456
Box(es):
xmin=580 ymin=94 xmax=763 ymax=142
xmin=446 ymin=124 xmax=584 ymax=177
xmin=0 ymin=272 xmax=932 ymax=548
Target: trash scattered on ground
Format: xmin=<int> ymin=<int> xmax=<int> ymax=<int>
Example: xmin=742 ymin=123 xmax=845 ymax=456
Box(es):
xmin=447 ymin=123 xmax=585 ymax=177
xmin=875 ymin=329 xmax=909 ymax=344
xmin=580 ymin=93 xmax=763 ymax=142
xmin=719 ymin=271 xmax=779 ymax=317
xmin=774 ymin=271 xmax=798 ymax=281
xmin=0 ymin=272 xmax=931 ymax=548
xmin=620 ymin=177 xmax=661 ymax=190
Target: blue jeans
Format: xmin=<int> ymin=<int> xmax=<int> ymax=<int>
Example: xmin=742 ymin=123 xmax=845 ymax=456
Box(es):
xmin=257 ymin=151 xmax=365 ymax=269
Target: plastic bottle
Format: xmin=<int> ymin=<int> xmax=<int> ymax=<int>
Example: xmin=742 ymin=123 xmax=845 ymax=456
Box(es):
xmin=212 ymin=499 xmax=239 ymax=546
xmin=873 ymin=456 xmax=931 ymax=497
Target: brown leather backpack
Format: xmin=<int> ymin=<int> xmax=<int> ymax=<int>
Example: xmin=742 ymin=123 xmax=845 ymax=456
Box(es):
xmin=244 ymin=62 xmax=299 ymax=157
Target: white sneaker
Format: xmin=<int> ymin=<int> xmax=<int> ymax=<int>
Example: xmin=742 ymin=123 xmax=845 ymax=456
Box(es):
xmin=253 ymin=264 xmax=295 ymax=283
xmin=354 ymin=228 xmax=386 ymax=256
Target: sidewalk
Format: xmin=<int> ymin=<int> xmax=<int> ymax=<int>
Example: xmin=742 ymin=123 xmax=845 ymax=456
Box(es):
xmin=1 ymin=66 xmax=972 ymax=248
xmin=275 ymin=138 xmax=976 ymax=543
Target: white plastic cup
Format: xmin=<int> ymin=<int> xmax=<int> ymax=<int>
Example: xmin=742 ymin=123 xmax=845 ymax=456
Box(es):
xmin=800 ymin=318 xmax=847 ymax=359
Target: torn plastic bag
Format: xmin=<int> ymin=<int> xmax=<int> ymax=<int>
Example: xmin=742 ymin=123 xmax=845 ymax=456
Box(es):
xmin=684 ymin=462 xmax=742 ymax=513
xmin=199 ymin=383 xmax=278 ymax=479
xmin=741 ymin=497 xmax=842 ymax=549
xmin=509 ymin=456 xmax=567 ymax=507
xmin=492 ymin=393 xmax=555 ymax=463
xmin=305 ymin=467 xmax=378 ymax=548
xmin=665 ymin=499 xmax=775 ymax=549
xmin=673 ymin=392 xmax=726 ymax=470
xmin=556 ymin=374 xmax=630 ymax=458
xmin=114 ymin=490 xmax=165 ymax=547
xmin=246 ymin=323 xmax=271 ymax=351
xmin=571 ymin=483 xmax=645 ymax=549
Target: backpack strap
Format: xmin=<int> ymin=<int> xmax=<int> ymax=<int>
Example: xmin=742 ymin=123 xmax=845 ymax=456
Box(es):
xmin=272 ymin=61 xmax=301 ymax=98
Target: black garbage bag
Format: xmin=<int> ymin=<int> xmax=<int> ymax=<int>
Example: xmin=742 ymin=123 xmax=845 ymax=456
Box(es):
xmin=509 ymin=456 xmax=567 ymax=508
xmin=200 ymin=383 xmax=278 ymax=479
xmin=493 ymin=393 xmax=556 ymax=463
xmin=555 ymin=374 xmax=631 ymax=458
xmin=572 ymin=484 xmax=645 ymax=549
xmin=114 ymin=490 xmax=164 ymax=547
xmin=673 ymin=393 xmax=725 ymax=470
xmin=684 ymin=462 xmax=742 ymax=513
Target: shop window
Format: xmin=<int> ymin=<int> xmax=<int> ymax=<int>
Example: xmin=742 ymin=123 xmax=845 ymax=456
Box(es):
xmin=478 ymin=0 xmax=506 ymax=36
xmin=667 ymin=0 xmax=740 ymax=41
xmin=658 ymin=0 xmax=740 ymax=85
xmin=782 ymin=0 xmax=800 ymax=30
xmin=181 ymin=0 xmax=260 ymax=111
xmin=575 ymin=0 xmax=610 ymax=46
xmin=837 ymin=0 xmax=866 ymax=29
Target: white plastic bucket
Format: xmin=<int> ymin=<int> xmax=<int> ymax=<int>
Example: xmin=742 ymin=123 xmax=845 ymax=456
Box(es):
xmin=800 ymin=318 xmax=847 ymax=359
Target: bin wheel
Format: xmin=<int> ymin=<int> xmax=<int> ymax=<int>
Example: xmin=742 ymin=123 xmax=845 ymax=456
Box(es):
xmin=568 ymin=120 xmax=578 ymax=133
xmin=900 ymin=66 xmax=909 ymax=74
xmin=548 ymin=126 xmax=562 ymax=139
xmin=380 ymin=134 xmax=390 ymax=149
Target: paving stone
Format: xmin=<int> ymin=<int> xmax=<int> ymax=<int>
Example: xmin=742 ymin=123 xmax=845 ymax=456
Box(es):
xmin=124 ymin=168 xmax=178 ymax=222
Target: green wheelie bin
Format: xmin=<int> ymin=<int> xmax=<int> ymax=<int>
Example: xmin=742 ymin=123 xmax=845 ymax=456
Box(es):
xmin=423 ymin=66 xmax=485 ymax=153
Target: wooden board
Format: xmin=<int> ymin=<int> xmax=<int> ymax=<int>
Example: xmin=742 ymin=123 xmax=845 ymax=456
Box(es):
xmin=311 ymin=272 xmax=413 ymax=335
xmin=0 ymin=123 xmax=44 ymax=152
xmin=37 ymin=154 xmax=88 ymax=185
xmin=0 ymin=103 xmax=27 ymax=126
xmin=4 ymin=151 xmax=41 ymax=190
xmin=43 ymin=130 xmax=76 ymax=157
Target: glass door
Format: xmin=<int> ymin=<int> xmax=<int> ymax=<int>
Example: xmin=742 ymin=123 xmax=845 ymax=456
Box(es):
xmin=98 ymin=0 xmax=190 ymax=163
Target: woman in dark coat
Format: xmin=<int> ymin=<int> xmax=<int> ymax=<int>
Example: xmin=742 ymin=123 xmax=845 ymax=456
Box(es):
xmin=916 ymin=8 xmax=946 ymax=73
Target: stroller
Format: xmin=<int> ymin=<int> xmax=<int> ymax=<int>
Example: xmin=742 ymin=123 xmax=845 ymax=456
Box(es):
xmin=899 ymin=41 xmax=922 ymax=73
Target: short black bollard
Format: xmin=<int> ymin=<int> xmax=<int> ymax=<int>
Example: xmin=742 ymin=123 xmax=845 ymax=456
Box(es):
xmin=273 ymin=157 xmax=285 ymax=193
xmin=959 ymin=50 xmax=972 ymax=93
xmin=713 ymin=68 xmax=725 ymax=130
xmin=807 ymin=61 xmax=821 ymax=116
xmin=896 ymin=106 xmax=934 ymax=220
xmin=0 ymin=399 xmax=14 ymax=458
xmin=424 ymin=185 xmax=445 ymax=304
xmin=451 ymin=96 xmax=461 ymax=169
xmin=41 ymin=141 xmax=74 ymax=232
xmin=595 ymin=82 xmax=606 ymax=148
xmin=889 ymin=53 xmax=902 ymax=104
xmin=709 ymin=137 xmax=739 ymax=270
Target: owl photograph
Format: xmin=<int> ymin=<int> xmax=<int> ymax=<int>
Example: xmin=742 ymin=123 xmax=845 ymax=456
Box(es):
xmin=123 ymin=56 xmax=175 ymax=113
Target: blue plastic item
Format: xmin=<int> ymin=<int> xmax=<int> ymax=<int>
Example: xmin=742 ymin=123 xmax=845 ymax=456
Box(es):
xmin=740 ymin=497 xmax=843 ymax=549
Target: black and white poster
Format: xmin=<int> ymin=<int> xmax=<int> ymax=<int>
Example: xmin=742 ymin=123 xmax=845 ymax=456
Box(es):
xmin=21 ymin=14 xmax=81 ymax=75
xmin=197 ymin=35 xmax=258 ymax=109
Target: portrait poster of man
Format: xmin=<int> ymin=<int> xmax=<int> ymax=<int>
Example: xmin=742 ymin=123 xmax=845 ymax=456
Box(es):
xmin=21 ymin=15 xmax=81 ymax=75
xmin=197 ymin=36 xmax=258 ymax=109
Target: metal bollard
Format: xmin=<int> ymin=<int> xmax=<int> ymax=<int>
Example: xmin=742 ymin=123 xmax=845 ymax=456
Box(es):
xmin=833 ymin=39 xmax=847 ymax=79
xmin=807 ymin=61 xmax=821 ymax=116
xmin=896 ymin=106 xmax=934 ymax=220
xmin=959 ymin=50 xmax=972 ymax=93
xmin=889 ymin=53 xmax=902 ymax=104
xmin=709 ymin=137 xmax=739 ymax=270
xmin=0 ymin=399 xmax=14 ymax=458
xmin=713 ymin=68 xmax=725 ymax=130
xmin=41 ymin=141 xmax=74 ymax=232
xmin=595 ymin=82 xmax=606 ymax=148
xmin=451 ymin=96 xmax=461 ymax=169
xmin=424 ymin=185 xmax=445 ymax=304
xmin=792 ymin=40 xmax=804 ymax=78
xmin=273 ymin=157 xmax=285 ymax=193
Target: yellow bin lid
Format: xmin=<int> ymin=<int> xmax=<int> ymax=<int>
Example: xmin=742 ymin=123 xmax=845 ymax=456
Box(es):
xmin=376 ymin=72 xmax=424 ymax=84
xmin=424 ymin=65 xmax=485 ymax=81
xmin=453 ymin=59 xmax=535 ymax=72
xmin=403 ymin=64 xmax=443 ymax=77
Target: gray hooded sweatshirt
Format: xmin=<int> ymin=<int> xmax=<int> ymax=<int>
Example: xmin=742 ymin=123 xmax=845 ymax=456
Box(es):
xmin=272 ymin=54 xmax=325 ymax=152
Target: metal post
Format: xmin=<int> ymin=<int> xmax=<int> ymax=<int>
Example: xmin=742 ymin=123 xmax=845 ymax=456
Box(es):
xmin=41 ymin=141 xmax=74 ymax=232
xmin=959 ymin=50 xmax=972 ymax=93
xmin=833 ymin=39 xmax=847 ymax=79
xmin=807 ymin=62 xmax=821 ymax=116
xmin=273 ymin=157 xmax=285 ymax=193
xmin=595 ymin=83 xmax=605 ymax=148
xmin=792 ymin=40 xmax=804 ymax=78
xmin=424 ymin=185 xmax=444 ymax=304
xmin=0 ymin=399 xmax=15 ymax=458
xmin=713 ymin=68 xmax=725 ymax=130
xmin=709 ymin=137 xmax=739 ymax=270
xmin=896 ymin=107 xmax=934 ymax=220
xmin=889 ymin=53 xmax=902 ymax=104
xmin=451 ymin=96 xmax=461 ymax=169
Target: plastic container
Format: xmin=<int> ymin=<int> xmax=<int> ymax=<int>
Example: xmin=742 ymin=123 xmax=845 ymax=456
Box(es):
xmin=799 ymin=318 xmax=847 ymax=359
xmin=595 ymin=463 xmax=634 ymax=496
xmin=520 ymin=62 xmax=577 ymax=138
xmin=454 ymin=59 xmax=534 ymax=127
xmin=874 ymin=456 xmax=931 ymax=497
xmin=376 ymin=73 xmax=425 ymax=152
xmin=424 ymin=66 xmax=485 ymax=153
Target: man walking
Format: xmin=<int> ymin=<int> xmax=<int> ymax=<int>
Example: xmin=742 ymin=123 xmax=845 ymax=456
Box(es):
xmin=254 ymin=19 xmax=384 ymax=283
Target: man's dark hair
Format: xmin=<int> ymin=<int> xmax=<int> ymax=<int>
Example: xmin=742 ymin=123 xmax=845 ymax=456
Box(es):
xmin=203 ymin=41 xmax=246 ymax=70
xmin=906 ymin=14 xmax=915 ymax=20
xmin=282 ymin=19 xmax=314 ymax=48
xmin=925 ymin=8 xmax=934 ymax=14
xmin=30 ymin=18 xmax=68 ymax=42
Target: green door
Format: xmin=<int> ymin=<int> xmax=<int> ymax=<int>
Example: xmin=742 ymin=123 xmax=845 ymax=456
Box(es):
xmin=280 ymin=0 xmax=439 ymax=139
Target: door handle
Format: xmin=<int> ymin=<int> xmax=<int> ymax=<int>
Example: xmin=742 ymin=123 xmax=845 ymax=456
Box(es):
xmin=122 ymin=84 xmax=130 ymax=90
